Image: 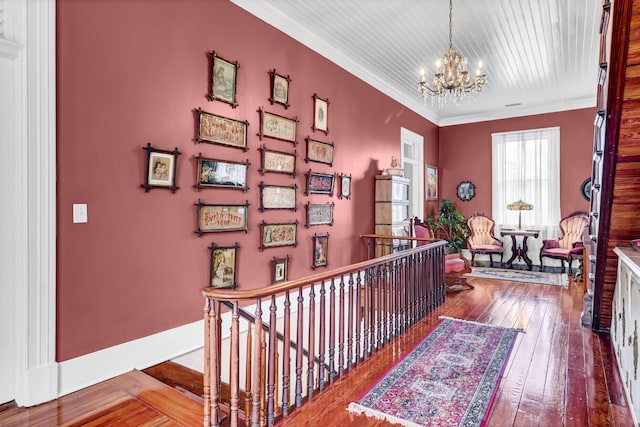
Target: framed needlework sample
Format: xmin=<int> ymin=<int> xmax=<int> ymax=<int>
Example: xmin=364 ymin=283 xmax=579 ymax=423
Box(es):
xmin=209 ymin=51 xmax=238 ymax=107
xmin=305 ymin=137 xmax=334 ymax=166
xmin=195 ymin=199 xmax=249 ymax=236
xmin=258 ymin=107 xmax=297 ymax=144
xmin=312 ymin=233 xmax=329 ymax=269
xmin=195 ymin=108 xmax=248 ymax=151
xmin=259 ymin=221 xmax=298 ymax=250
xmin=312 ymin=93 xmax=329 ymax=134
xmin=339 ymin=173 xmax=352 ymax=200
xmin=272 ymin=255 xmax=290 ymax=285
xmin=306 ymin=170 xmax=335 ymax=196
xmin=305 ymin=202 xmax=334 ymax=227
xmin=209 ymin=242 xmax=239 ymax=289
xmin=196 ymin=155 xmax=249 ymax=191
xmin=141 ymin=143 xmax=180 ymax=192
xmin=259 ymin=182 xmax=297 ymax=212
xmin=269 ymin=69 xmax=291 ymax=109
xmin=258 ymin=144 xmax=297 ymax=177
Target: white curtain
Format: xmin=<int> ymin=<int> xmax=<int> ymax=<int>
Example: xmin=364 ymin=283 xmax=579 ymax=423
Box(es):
xmin=492 ymin=127 xmax=561 ymax=264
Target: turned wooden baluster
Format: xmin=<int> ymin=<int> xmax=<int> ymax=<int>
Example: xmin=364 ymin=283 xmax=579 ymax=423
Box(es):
xmin=251 ymin=299 xmax=262 ymax=427
xmin=328 ymin=278 xmax=336 ymax=384
xmin=267 ymin=295 xmax=277 ymax=425
xmin=281 ymin=290 xmax=291 ymax=417
xmin=376 ymin=265 xmax=383 ymax=350
xmin=295 ymin=289 xmax=304 ymax=408
xmin=260 ymin=329 xmax=266 ymax=427
xmin=358 ymin=271 xmax=365 ymax=361
xmin=347 ymin=273 xmax=354 ymax=370
xmin=203 ymin=298 xmax=214 ymax=427
xmin=338 ymin=276 xmax=345 ymax=376
xmin=230 ymin=302 xmax=240 ymax=427
xmin=318 ymin=281 xmax=326 ymax=391
xmin=244 ymin=323 xmax=252 ymax=427
xmin=307 ymin=285 xmax=316 ymax=398
xmin=381 ymin=263 xmax=389 ymax=345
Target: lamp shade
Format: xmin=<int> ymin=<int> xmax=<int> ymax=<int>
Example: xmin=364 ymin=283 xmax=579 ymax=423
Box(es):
xmin=507 ymin=199 xmax=533 ymax=211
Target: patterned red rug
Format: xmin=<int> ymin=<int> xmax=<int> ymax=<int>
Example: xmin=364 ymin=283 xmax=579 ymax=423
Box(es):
xmin=348 ymin=317 xmax=521 ymax=426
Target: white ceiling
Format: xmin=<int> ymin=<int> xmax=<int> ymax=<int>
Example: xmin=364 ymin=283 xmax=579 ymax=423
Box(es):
xmin=231 ymin=0 xmax=601 ymax=126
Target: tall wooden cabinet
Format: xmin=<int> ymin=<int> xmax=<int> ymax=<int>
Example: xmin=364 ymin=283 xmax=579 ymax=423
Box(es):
xmin=375 ymin=175 xmax=411 ymax=256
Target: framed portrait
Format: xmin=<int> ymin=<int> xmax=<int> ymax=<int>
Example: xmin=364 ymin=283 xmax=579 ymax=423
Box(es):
xmin=259 ymin=182 xmax=298 ymax=212
xmin=269 ymin=69 xmax=291 ymax=109
xmin=258 ymin=144 xmax=297 ymax=177
xmin=306 ymin=170 xmax=335 ymax=196
xmin=305 ymin=202 xmax=334 ymax=227
xmin=272 ymin=255 xmax=290 ymax=285
xmin=209 ymin=242 xmax=239 ymax=289
xmin=312 ymin=94 xmax=329 ymax=134
xmin=258 ymin=107 xmax=298 ymax=144
xmin=195 ymin=108 xmax=248 ymax=151
xmin=260 ymin=220 xmax=298 ymax=250
xmin=425 ymin=164 xmax=438 ymax=201
xmin=195 ymin=199 xmax=249 ymax=236
xmin=305 ymin=137 xmax=334 ymax=166
xmin=339 ymin=173 xmax=352 ymax=200
xmin=312 ymin=233 xmax=329 ymax=270
xmin=209 ymin=51 xmax=238 ymax=108
xmin=196 ymin=155 xmax=249 ymax=192
xmin=141 ymin=143 xmax=180 ymax=192
xmin=456 ymin=180 xmax=475 ymax=201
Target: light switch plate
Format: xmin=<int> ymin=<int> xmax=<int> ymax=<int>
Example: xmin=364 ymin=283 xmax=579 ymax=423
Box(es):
xmin=73 ymin=204 xmax=88 ymax=223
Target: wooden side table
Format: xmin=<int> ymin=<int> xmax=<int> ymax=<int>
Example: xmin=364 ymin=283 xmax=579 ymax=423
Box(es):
xmin=500 ymin=229 xmax=540 ymax=270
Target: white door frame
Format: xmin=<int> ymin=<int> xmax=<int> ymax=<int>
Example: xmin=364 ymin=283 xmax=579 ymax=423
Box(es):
xmin=400 ymin=127 xmax=424 ymax=221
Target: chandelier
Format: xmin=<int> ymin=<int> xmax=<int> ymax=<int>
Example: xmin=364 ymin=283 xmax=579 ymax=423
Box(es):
xmin=418 ymin=0 xmax=487 ymax=101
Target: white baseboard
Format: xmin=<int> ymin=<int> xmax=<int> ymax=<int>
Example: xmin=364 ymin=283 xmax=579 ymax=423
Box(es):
xmin=57 ymin=319 xmax=204 ymax=397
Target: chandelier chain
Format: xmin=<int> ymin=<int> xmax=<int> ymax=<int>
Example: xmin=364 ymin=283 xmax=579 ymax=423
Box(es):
xmin=448 ymin=0 xmax=453 ymax=49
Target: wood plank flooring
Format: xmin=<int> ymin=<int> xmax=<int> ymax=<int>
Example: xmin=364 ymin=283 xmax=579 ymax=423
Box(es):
xmin=0 ymin=275 xmax=634 ymax=426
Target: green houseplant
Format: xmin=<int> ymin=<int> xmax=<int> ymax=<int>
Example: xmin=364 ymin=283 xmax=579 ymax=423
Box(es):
xmin=424 ymin=199 xmax=469 ymax=253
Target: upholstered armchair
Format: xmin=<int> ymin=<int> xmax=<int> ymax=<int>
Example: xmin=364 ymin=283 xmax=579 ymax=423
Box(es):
xmin=467 ymin=213 xmax=504 ymax=267
xmin=540 ymin=211 xmax=589 ymax=274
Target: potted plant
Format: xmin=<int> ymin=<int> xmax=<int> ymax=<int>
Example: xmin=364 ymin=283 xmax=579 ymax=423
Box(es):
xmin=423 ymin=199 xmax=469 ymax=253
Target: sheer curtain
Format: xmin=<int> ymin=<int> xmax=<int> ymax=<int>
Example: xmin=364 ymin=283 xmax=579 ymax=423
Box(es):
xmin=492 ymin=127 xmax=561 ymax=264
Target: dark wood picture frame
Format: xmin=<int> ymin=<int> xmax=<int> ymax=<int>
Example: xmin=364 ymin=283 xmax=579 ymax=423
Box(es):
xmin=339 ymin=173 xmax=352 ymax=200
xmin=141 ymin=143 xmax=180 ymax=193
xmin=209 ymin=242 xmax=239 ymax=289
xmin=258 ymin=144 xmax=297 ymax=177
xmin=272 ymin=255 xmax=290 ymax=285
xmin=305 ymin=137 xmax=334 ymax=166
xmin=195 ymin=199 xmax=249 ymax=236
xmin=257 ymin=107 xmax=298 ymax=144
xmin=312 ymin=232 xmax=329 ymax=270
xmin=209 ymin=51 xmax=238 ymax=108
xmin=269 ymin=69 xmax=291 ymax=109
xmin=258 ymin=182 xmax=298 ymax=212
xmin=195 ymin=154 xmax=249 ymax=192
xmin=259 ymin=220 xmax=299 ymax=250
xmin=306 ymin=170 xmax=335 ymax=196
xmin=305 ymin=202 xmax=335 ymax=227
xmin=312 ymin=93 xmax=329 ymax=134
xmin=195 ymin=108 xmax=249 ymax=151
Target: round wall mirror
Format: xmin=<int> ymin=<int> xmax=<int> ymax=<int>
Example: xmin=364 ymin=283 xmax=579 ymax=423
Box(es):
xmin=456 ymin=181 xmax=475 ymax=201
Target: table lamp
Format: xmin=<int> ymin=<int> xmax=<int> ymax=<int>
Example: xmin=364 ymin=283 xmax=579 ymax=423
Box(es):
xmin=507 ymin=199 xmax=534 ymax=230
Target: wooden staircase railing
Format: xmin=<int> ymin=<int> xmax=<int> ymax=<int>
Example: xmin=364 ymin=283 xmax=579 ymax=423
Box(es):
xmin=201 ymin=238 xmax=447 ymax=426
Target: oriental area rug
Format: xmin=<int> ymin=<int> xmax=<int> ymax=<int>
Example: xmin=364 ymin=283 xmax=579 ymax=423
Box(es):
xmin=464 ymin=267 xmax=569 ymax=287
xmin=348 ymin=317 xmax=521 ymax=427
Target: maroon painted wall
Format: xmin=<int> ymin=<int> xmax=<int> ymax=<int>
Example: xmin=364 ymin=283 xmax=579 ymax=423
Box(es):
xmin=438 ymin=108 xmax=596 ymax=219
xmin=56 ymin=0 xmax=438 ymax=360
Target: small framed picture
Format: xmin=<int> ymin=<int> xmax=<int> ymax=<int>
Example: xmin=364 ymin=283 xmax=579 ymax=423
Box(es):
xmin=259 ymin=182 xmax=298 ymax=212
xmin=306 ymin=170 xmax=335 ymax=196
xmin=258 ymin=144 xmax=297 ymax=177
xmin=426 ymin=164 xmax=438 ymax=201
xmin=312 ymin=93 xmax=329 ymax=134
xmin=305 ymin=137 xmax=334 ymax=166
xmin=141 ymin=143 xmax=180 ymax=192
xmin=272 ymin=255 xmax=290 ymax=285
xmin=269 ymin=69 xmax=291 ymax=109
xmin=260 ymin=220 xmax=298 ymax=250
xmin=258 ymin=107 xmax=298 ymax=144
xmin=209 ymin=51 xmax=238 ymax=108
xmin=456 ymin=180 xmax=475 ymax=201
xmin=195 ymin=199 xmax=249 ymax=236
xmin=339 ymin=173 xmax=352 ymax=200
xmin=196 ymin=155 xmax=249 ymax=192
xmin=312 ymin=233 xmax=329 ymax=270
xmin=209 ymin=242 xmax=239 ymax=289
xmin=305 ymin=202 xmax=334 ymax=227
xmin=195 ymin=108 xmax=248 ymax=151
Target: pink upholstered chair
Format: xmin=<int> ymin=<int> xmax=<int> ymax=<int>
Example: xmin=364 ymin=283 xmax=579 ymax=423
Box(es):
xmin=540 ymin=211 xmax=589 ymax=274
xmin=467 ymin=213 xmax=503 ymax=267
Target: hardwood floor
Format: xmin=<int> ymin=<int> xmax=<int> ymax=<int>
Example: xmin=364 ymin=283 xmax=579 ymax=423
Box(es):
xmin=0 ymin=275 xmax=634 ymax=426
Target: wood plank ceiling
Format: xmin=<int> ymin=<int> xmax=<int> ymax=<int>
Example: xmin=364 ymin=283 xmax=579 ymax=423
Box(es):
xmin=232 ymin=0 xmax=602 ymax=126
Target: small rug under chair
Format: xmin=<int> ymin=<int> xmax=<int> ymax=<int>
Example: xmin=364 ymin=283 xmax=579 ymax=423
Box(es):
xmin=464 ymin=267 xmax=568 ymax=287
xmin=348 ymin=317 xmax=521 ymax=426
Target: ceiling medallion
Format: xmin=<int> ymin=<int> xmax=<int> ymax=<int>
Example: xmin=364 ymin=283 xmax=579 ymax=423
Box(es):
xmin=418 ymin=0 xmax=487 ymax=103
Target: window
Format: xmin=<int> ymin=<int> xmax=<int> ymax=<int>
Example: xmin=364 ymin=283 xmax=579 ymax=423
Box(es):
xmin=400 ymin=127 xmax=424 ymax=220
xmin=492 ymin=127 xmax=561 ymax=246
